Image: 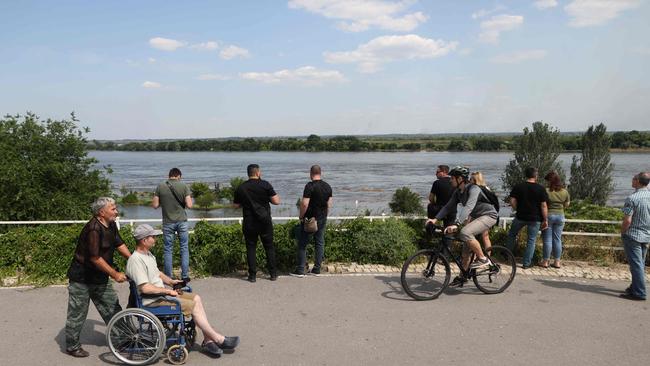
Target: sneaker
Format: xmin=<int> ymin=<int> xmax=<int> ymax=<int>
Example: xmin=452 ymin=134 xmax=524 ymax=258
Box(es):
xmin=247 ymin=274 xmax=256 ymax=283
xmin=449 ymin=276 xmax=467 ymax=288
xmin=307 ymin=267 xmax=321 ymax=276
xmin=220 ymin=336 xmax=240 ymax=350
xmin=619 ymin=293 xmax=646 ymax=301
xmin=469 ymin=257 xmax=492 ymax=270
xmin=289 ymin=270 xmax=305 ymax=278
xmin=269 ymin=274 xmax=278 ymax=281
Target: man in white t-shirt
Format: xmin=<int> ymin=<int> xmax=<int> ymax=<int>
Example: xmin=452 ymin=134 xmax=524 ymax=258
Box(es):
xmin=126 ymin=224 xmax=240 ymax=356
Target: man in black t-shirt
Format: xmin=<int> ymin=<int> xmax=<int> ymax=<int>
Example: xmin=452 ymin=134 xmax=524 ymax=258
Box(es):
xmin=506 ymin=167 xmax=549 ymax=268
xmin=290 ymin=165 xmax=333 ymax=277
xmin=65 ymin=197 xmax=131 ymax=358
xmin=233 ymin=164 xmax=281 ymax=282
xmin=428 ymin=164 xmax=456 ymax=225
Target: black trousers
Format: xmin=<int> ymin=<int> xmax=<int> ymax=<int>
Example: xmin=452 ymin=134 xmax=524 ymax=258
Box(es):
xmin=243 ymin=219 xmax=276 ymax=276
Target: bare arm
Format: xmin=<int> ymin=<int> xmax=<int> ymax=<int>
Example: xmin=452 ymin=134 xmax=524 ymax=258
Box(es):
xmin=184 ymin=195 xmax=193 ymax=209
xmin=621 ymin=215 xmax=633 ymax=234
xmin=138 ymin=282 xmax=176 ymax=296
xmin=116 ymin=243 xmax=131 ymax=259
xmin=270 ymin=194 xmax=280 ymax=205
xmin=327 ymin=196 xmax=333 ymax=209
xmin=152 ymin=196 xmax=160 ymax=209
xmin=510 ymin=197 xmax=517 ymax=211
xmin=299 ymin=197 xmax=310 ymax=219
xmin=540 ymin=202 xmax=548 ymax=230
xmin=89 ymin=256 xmax=126 ymax=282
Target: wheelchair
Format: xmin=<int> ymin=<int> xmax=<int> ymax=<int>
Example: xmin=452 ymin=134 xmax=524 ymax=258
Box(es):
xmin=106 ymin=280 xmax=196 ymax=365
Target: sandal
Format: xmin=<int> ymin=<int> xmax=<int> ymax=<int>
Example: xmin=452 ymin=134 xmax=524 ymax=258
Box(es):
xmin=202 ymin=340 xmax=223 ymax=356
xmin=538 ymin=260 xmax=549 ymax=268
xmin=551 ymin=262 xmax=561 ymax=269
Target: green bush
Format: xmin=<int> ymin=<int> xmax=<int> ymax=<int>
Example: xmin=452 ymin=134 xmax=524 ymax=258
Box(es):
xmin=194 ymin=192 xmax=216 ymax=209
xmin=121 ymin=192 xmax=139 ymax=205
xmin=389 ymin=187 xmax=424 ymax=215
xmin=190 ymin=182 xmax=211 ymax=198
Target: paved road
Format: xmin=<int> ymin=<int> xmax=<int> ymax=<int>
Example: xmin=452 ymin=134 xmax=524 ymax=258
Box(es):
xmin=2 ymin=274 xmax=649 ymax=366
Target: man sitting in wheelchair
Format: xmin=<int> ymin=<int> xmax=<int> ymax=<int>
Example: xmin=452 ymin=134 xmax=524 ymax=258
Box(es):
xmin=127 ymin=224 xmax=240 ymax=356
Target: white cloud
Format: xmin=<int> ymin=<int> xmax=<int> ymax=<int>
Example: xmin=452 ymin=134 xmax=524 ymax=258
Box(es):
xmin=148 ymin=57 xmax=156 ymax=64
xmin=240 ymin=66 xmax=346 ymax=85
xmin=324 ymin=34 xmax=457 ymax=73
xmin=142 ymin=81 xmax=162 ymax=88
xmin=490 ymin=49 xmax=547 ymax=63
xmin=288 ymin=0 xmax=428 ymax=32
xmin=149 ymin=37 xmax=186 ymax=51
xmin=471 ymin=5 xmax=507 ymax=19
xmin=565 ymin=0 xmax=640 ymax=27
xmin=196 ymin=73 xmax=230 ymax=81
xmin=220 ymin=45 xmax=250 ymax=60
xmin=190 ymin=41 xmax=219 ymax=50
xmin=533 ymin=0 xmax=558 ymax=10
xmin=479 ymin=14 xmax=524 ymax=44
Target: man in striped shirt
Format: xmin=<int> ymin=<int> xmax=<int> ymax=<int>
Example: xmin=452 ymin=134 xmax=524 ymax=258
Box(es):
xmin=620 ymin=172 xmax=650 ymax=301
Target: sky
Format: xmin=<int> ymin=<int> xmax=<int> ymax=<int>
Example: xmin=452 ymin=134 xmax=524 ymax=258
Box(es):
xmin=1 ymin=0 xmax=649 ymax=139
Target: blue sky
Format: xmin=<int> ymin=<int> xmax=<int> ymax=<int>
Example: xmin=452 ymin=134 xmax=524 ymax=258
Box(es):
xmin=1 ymin=0 xmax=648 ymax=139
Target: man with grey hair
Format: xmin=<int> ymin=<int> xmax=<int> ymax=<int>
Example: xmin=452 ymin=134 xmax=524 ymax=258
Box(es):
xmin=64 ymin=197 xmax=131 ymax=357
xmin=620 ymin=172 xmax=650 ymax=301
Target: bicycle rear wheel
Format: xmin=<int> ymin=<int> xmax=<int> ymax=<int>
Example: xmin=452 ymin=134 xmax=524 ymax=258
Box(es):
xmin=401 ymin=249 xmax=450 ymax=300
xmin=472 ymin=245 xmax=516 ymax=294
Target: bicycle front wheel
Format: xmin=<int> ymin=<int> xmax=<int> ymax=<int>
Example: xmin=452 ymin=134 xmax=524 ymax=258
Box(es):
xmin=473 ymin=245 xmax=516 ymax=294
xmin=401 ymin=249 xmax=450 ymax=300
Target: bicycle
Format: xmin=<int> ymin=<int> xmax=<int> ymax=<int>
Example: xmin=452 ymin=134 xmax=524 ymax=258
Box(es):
xmin=400 ymin=224 xmax=516 ymax=300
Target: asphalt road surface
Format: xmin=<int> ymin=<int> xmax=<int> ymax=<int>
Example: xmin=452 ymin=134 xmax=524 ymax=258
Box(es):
xmin=2 ymin=274 xmax=648 ymax=366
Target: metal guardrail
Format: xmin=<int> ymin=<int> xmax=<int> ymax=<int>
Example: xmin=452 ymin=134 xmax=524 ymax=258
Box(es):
xmin=1 ymin=215 xmax=621 ymax=237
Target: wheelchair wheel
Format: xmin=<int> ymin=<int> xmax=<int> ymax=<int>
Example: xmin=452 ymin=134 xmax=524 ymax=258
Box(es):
xmin=167 ymin=344 xmax=189 ymax=365
xmin=107 ymin=308 xmax=166 ymax=365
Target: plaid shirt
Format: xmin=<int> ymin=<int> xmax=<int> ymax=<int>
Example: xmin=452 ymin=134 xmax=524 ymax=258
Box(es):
xmin=622 ymin=187 xmax=650 ymax=243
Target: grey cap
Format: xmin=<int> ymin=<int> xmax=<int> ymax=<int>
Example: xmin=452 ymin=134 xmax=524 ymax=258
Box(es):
xmin=133 ymin=224 xmax=163 ymax=241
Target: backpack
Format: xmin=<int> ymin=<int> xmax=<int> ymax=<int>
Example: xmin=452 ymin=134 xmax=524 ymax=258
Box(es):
xmin=476 ymin=185 xmax=500 ymax=212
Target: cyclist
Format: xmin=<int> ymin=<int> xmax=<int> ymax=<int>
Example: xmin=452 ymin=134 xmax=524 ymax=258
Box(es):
xmin=426 ymin=166 xmax=499 ymax=286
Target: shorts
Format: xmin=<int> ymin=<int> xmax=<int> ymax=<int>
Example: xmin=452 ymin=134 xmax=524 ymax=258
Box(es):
xmin=148 ymin=292 xmax=196 ymax=316
xmin=458 ymin=215 xmax=497 ymax=244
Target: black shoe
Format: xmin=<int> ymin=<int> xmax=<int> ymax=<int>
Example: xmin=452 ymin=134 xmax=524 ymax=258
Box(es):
xmin=66 ymin=347 xmax=89 ymax=358
xmin=247 ymin=274 xmax=256 ymax=283
xmin=289 ymin=270 xmax=305 ymax=278
xmin=181 ymin=277 xmax=191 ymax=283
xmin=269 ymin=274 xmax=278 ymax=281
xmin=202 ymin=341 xmax=224 ymax=356
xmin=308 ymin=267 xmax=321 ymax=276
xmin=220 ymin=336 xmax=240 ymax=350
xmin=449 ymin=276 xmax=467 ymax=288
xmin=619 ymin=293 xmax=646 ymax=301
xmin=521 ymin=264 xmax=533 ymax=269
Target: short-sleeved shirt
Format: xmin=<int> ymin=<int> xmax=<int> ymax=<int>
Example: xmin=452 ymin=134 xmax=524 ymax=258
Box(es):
xmin=303 ymin=180 xmax=333 ymax=219
xmin=233 ymin=179 xmax=277 ymax=223
xmin=546 ymin=188 xmax=570 ymax=215
xmin=67 ymin=217 xmax=125 ymax=284
xmin=621 ymin=187 xmax=650 ymax=243
xmin=430 ymin=177 xmax=456 ymax=218
xmin=510 ymin=182 xmax=549 ymax=222
xmin=126 ymin=250 xmax=165 ymax=306
xmin=154 ymin=179 xmax=191 ymax=223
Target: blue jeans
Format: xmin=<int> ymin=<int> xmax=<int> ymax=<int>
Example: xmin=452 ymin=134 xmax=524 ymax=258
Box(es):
xmin=506 ymin=218 xmax=541 ymax=267
xmin=622 ymin=235 xmax=648 ymax=299
xmin=296 ymin=217 xmax=327 ymax=273
xmin=542 ymin=214 xmax=565 ymax=260
xmin=163 ymin=221 xmax=190 ymax=279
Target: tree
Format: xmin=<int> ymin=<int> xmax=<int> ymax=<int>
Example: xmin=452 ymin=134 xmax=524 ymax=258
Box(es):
xmin=190 ymin=182 xmax=211 ymax=198
xmin=389 ymin=187 xmax=424 ymax=215
xmin=569 ymin=123 xmax=614 ymax=205
xmin=502 ymin=121 xmax=564 ymax=194
xmin=0 ymin=112 xmax=111 ymax=220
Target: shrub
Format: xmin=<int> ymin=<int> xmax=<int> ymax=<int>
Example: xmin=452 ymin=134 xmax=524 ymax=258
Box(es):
xmin=389 ymin=187 xmax=424 ymax=215
xmin=121 ymin=192 xmax=139 ymax=205
xmin=190 ymin=182 xmax=211 ymax=198
xmin=194 ymin=192 xmax=216 ymax=209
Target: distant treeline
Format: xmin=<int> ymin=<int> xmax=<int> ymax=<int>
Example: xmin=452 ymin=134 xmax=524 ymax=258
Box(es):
xmin=88 ymin=130 xmax=650 ymax=152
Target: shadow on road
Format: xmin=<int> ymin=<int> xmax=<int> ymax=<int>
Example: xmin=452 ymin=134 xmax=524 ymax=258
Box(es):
xmin=534 ymin=278 xmax=624 ymax=298
xmin=54 ymin=319 xmax=106 ymax=353
xmin=374 ymin=275 xmax=483 ymax=301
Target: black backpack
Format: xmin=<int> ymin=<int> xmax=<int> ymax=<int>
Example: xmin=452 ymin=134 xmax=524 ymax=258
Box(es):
xmin=476 ymin=185 xmax=500 ymax=212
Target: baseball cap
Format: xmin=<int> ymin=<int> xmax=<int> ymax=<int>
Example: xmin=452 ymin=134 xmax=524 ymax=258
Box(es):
xmin=133 ymin=224 xmax=163 ymax=240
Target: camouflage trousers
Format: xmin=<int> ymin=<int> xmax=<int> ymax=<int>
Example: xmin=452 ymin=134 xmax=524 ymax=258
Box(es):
xmin=65 ymin=281 xmax=122 ymax=351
